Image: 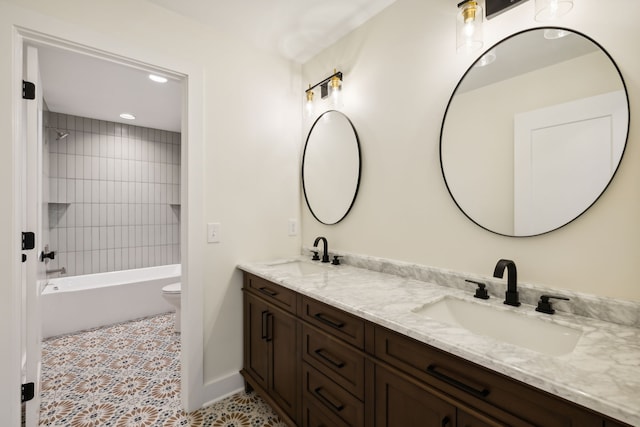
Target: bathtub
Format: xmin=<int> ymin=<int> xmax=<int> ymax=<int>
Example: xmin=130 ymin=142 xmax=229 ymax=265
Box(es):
xmin=41 ymin=264 xmax=180 ymax=338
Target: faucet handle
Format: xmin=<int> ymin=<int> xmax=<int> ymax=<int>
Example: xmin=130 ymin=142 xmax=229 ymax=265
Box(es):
xmin=535 ymin=295 xmax=570 ymax=315
xmin=466 ymin=280 xmax=489 ymax=300
xmin=311 ymin=251 xmax=320 ymax=261
xmin=331 ymin=255 xmax=342 ymax=266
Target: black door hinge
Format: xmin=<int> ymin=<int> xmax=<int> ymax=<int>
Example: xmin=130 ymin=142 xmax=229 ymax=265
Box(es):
xmin=22 ymin=254 xmax=27 ymax=263
xmin=22 ymin=80 xmax=35 ymax=100
xmin=22 ymin=232 xmax=35 ymax=250
xmin=21 ymin=382 xmax=34 ymax=403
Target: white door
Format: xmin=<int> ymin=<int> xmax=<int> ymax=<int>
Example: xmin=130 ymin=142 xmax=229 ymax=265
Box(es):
xmin=22 ymin=44 xmax=45 ymax=427
xmin=513 ymin=91 xmax=627 ymax=235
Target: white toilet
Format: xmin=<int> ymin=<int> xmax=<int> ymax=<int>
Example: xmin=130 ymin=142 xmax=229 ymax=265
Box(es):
xmin=162 ymin=282 xmax=181 ymax=333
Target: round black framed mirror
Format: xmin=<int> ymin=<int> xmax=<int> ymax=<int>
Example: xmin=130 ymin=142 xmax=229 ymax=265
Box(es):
xmin=302 ymin=110 xmax=361 ymax=225
xmin=440 ymin=27 xmax=629 ymax=237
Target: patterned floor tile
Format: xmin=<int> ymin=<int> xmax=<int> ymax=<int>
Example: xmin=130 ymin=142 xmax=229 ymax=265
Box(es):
xmin=39 ymin=314 xmax=287 ymax=426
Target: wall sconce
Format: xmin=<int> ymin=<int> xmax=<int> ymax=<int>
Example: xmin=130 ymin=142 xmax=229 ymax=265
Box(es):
xmin=304 ymin=69 xmax=343 ymax=116
xmin=534 ymin=0 xmax=574 ymax=21
xmin=460 ymin=0 xmax=575 ymax=53
xmin=456 ymin=0 xmax=484 ymax=54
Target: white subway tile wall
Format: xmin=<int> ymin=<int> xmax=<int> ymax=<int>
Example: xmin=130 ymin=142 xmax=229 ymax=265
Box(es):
xmin=45 ymin=112 xmax=181 ymax=276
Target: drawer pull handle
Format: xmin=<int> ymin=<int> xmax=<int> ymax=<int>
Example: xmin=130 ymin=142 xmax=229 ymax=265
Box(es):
xmin=314 ymin=387 xmax=344 ymax=412
xmin=265 ymin=313 xmax=274 ymax=342
xmin=261 ymin=310 xmax=268 ymax=340
xmin=314 ymin=313 xmax=345 ymax=329
xmin=258 ymin=287 xmax=278 ymax=297
xmin=314 ymin=349 xmax=346 ymax=368
xmin=426 ymin=365 xmax=490 ymax=399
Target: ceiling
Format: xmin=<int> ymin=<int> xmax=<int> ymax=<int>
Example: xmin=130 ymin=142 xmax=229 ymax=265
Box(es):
xmin=147 ymin=0 xmax=397 ymax=63
xmin=459 ymin=30 xmax=599 ymax=93
xmin=37 ymin=0 xmax=396 ymax=133
xmin=38 ymin=46 xmax=183 ymax=132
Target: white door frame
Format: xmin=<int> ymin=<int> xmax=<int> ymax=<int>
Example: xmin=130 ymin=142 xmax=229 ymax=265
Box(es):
xmin=9 ymin=24 xmax=206 ymax=422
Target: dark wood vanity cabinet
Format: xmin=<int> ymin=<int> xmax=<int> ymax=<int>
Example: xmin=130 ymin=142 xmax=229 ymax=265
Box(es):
xmin=241 ymin=273 xmax=631 ymax=427
xmin=374 ymin=326 xmax=623 ymax=427
xmin=242 ymin=276 xmax=299 ymax=425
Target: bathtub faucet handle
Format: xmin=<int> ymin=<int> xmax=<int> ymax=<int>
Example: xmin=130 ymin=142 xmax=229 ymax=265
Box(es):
xmin=40 ymin=250 xmax=55 ymax=262
xmin=45 ymin=267 xmax=66 ymax=275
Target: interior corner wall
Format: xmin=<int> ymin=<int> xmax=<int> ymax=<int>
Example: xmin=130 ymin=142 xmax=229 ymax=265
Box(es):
xmin=0 ymin=0 xmax=302 ymax=415
xmin=300 ymin=0 xmax=640 ymax=302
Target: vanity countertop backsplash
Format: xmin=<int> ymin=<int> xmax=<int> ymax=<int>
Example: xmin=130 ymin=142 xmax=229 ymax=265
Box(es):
xmin=238 ymin=252 xmax=640 ymax=426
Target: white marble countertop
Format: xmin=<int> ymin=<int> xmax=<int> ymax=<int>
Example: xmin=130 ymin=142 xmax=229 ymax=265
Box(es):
xmin=238 ymin=257 xmax=640 ymax=426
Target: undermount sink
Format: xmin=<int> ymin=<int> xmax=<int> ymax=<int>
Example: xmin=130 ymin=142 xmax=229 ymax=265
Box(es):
xmin=267 ymin=260 xmax=331 ymax=276
xmin=413 ymin=297 xmax=582 ymax=356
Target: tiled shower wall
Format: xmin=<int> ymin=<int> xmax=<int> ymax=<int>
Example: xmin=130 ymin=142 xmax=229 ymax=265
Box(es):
xmin=45 ymin=112 xmax=181 ymax=277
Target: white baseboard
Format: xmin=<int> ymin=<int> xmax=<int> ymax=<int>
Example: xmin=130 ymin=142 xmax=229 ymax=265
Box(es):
xmin=200 ymin=372 xmax=245 ymax=408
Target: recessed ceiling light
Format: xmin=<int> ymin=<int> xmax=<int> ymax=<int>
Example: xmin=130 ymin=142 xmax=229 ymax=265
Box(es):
xmin=120 ymin=113 xmax=136 ymax=120
xmin=149 ymin=74 xmax=168 ymax=83
xmin=475 ymin=49 xmax=496 ymax=67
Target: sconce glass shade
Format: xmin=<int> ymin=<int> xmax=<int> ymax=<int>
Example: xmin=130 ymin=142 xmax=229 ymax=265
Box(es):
xmin=535 ymin=0 xmax=574 ymax=21
xmin=329 ymin=73 xmax=343 ymax=108
xmin=457 ymin=0 xmax=484 ymax=54
xmin=305 ymin=89 xmax=315 ymax=117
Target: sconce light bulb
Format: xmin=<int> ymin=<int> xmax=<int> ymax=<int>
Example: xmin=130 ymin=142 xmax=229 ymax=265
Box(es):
xmin=305 ymin=94 xmax=314 ymax=117
xmin=305 ymin=85 xmax=315 ymax=117
xmin=456 ymin=0 xmax=483 ymax=54
xmin=463 ymin=22 xmax=475 ymax=37
xmin=329 ymin=71 xmax=343 ymax=109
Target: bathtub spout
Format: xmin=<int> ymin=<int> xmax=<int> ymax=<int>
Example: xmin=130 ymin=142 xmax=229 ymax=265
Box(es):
xmin=46 ymin=267 xmax=66 ymax=275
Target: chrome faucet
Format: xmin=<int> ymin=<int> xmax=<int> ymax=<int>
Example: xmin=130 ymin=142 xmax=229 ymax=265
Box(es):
xmin=493 ymin=259 xmax=520 ymax=307
xmin=313 ymin=236 xmax=330 ymax=263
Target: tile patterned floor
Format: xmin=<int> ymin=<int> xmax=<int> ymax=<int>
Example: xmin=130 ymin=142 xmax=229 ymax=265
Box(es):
xmin=39 ymin=313 xmax=287 ymax=426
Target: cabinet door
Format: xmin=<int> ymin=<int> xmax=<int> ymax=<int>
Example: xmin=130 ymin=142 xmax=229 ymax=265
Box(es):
xmin=375 ymin=365 xmax=456 ymax=427
xmin=244 ymin=292 xmax=269 ymax=391
xmin=269 ymin=303 xmax=298 ymax=422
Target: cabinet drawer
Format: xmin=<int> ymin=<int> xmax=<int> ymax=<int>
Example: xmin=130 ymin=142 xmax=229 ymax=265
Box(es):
xmin=303 ymin=363 xmax=364 ymax=427
xmin=244 ymin=274 xmax=297 ymax=313
xmin=302 ymin=323 xmax=365 ymax=399
xmin=375 ymin=326 xmax=606 ymax=427
xmin=302 ymin=400 xmax=351 ymax=427
xmin=300 ymin=296 xmax=365 ymax=349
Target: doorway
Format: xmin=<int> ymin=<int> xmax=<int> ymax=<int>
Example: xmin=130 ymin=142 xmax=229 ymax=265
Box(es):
xmin=16 ymin=28 xmax=203 ymax=426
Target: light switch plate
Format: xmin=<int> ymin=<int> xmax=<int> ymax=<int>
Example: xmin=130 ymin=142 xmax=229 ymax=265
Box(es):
xmin=288 ymin=219 xmax=298 ymax=236
xmin=207 ymin=223 xmax=221 ymax=243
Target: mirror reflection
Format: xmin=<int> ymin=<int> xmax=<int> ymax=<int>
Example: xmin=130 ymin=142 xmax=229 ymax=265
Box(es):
xmin=440 ymin=28 xmax=629 ymax=236
xmin=302 ymin=110 xmax=361 ymax=225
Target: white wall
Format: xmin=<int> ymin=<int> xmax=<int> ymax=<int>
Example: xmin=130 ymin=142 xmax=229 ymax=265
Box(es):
xmin=301 ymin=0 xmax=640 ymax=302
xmin=0 ymin=0 xmax=301 ymax=422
